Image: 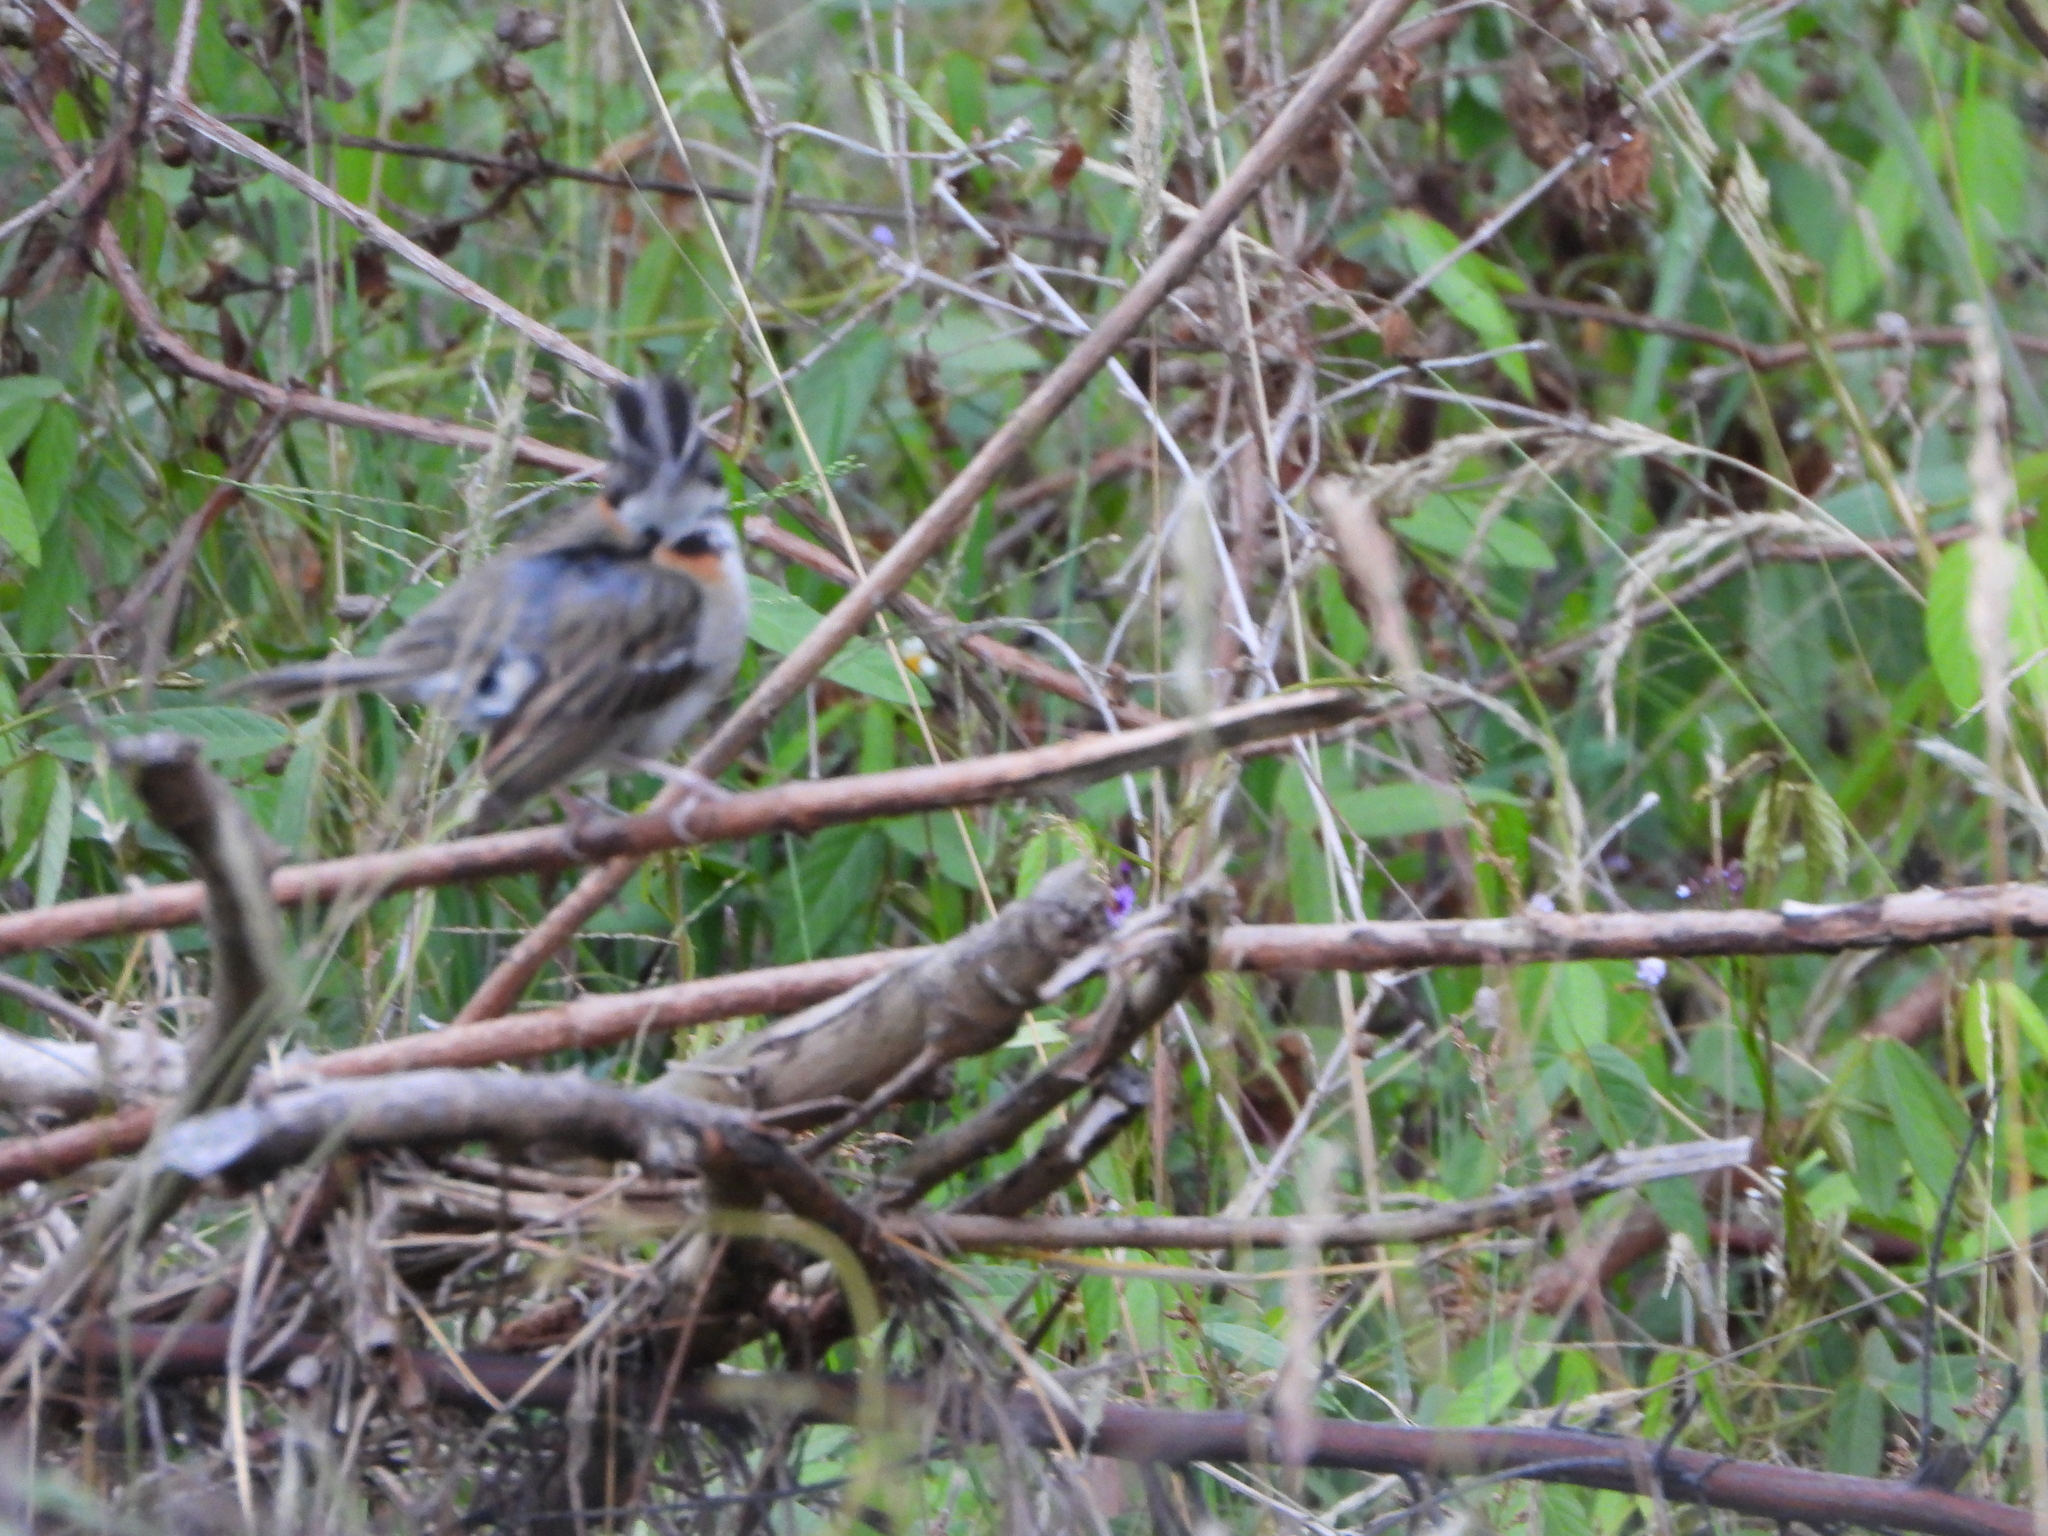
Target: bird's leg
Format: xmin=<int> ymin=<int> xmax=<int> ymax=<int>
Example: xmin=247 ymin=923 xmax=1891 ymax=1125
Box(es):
xmin=619 ymin=757 xmax=733 ymax=803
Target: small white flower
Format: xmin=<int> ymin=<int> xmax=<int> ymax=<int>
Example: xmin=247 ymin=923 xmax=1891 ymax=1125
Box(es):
xmin=1527 ymin=893 xmax=1557 ymax=914
xmin=870 ymin=224 xmax=896 ymax=247
xmin=1635 ymin=957 xmax=1668 ymax=988
xmin=1675 ymin=883 xmax=1693 ymax=900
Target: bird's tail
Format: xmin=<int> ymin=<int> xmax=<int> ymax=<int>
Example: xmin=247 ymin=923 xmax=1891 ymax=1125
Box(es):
xmin=221 ymin=655 xmax=421 ymax=710
xmin=602 ymin=376 xmax=717 ymax=534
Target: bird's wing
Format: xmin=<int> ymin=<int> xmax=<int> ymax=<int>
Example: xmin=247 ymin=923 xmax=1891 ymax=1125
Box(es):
xmin=474 ymin=554 xmax=712 ymax=809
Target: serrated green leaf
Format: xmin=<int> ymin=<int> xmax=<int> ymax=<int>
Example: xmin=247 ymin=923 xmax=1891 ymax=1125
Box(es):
xmin=1385 ymin=209 xmax=1533 ymax=398
xmin=0 ymin=460 xmax=40 ymax=568
xmin=39 ymin=706 xmax=292 ymax=763
xmin=745 ymin=577 xmax=931 ymax=706
xmin=871 ymin=70 xmax=969 ymax=153
xmin=1390 ymin=492 xmax=1555 ymax=571
xmin=1924 ymin=540 xmax=2048 ymax=721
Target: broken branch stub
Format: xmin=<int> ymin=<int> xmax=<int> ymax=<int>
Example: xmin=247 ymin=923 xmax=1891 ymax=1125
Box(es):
xmin=655 ymin=861 xmax=1109 ymax=1115
xmin=119 ymin=733 xmax=292 ymax=1114
xmin=885 ymin=882 xmax=1221 ymax=1205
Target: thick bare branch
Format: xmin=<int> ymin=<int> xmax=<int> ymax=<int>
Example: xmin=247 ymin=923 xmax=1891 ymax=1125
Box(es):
xmin=0 ymin=688 xmax=1355 ymax=958
xmin=657 ymin=862 xmax=1107 ymax=1117
xmin=158 ymin=1069 xmax=750 ymax=1186
xmin=1214 ymin=886 xmax=2048 ymax=969
xmin=885 ymin=885 xmax=1221 ymax=1205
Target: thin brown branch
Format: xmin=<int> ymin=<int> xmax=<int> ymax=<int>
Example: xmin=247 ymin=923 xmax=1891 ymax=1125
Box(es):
xmin=0 ymin=972 xmax=106 ymax=1041
xmin=20 ymin=414 xmax=287 ymax=708
xmin=52 ymin=19 xmax=620 ymax=385
xmin=947 ymin=1064 xmax=1150 ymax=1218
xmin=744 ymin=516 xmax=1162 ymax=729
xmin=1506 ymin=292 xmax=2048 ymax=371
xmin=915 ymin=1136 xmax=1752 ymax=1250
xmin=0 ymin=687 xmax=1361 ymax=960
xmin=460 ymin=0 xmax=1422 ymax=1025
xmin=2 ymin=884 xmax=2035 ymax=1192
xmin=1213 ymin=885 xmax=2048 ymax=970
xmin=219 ymin=115 xmax=1109 ymax=249
xmin=31 ymin=735 xmax=297 ymax=1311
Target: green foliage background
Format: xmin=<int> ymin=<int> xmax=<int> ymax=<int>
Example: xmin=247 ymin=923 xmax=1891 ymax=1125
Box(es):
xmin=5 ymin=0 xmax=2048 ymax=1520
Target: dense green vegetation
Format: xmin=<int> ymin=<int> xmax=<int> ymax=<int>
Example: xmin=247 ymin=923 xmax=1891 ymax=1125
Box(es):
xmin=6 ymin=0 xmax=2048 ymax=1523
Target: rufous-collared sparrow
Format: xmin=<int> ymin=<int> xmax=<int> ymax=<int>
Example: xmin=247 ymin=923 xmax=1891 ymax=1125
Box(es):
xmin=230 ymin=377 xmax=749 ymax=831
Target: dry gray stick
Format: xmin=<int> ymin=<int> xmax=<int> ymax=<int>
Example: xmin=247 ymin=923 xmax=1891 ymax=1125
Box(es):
xmin=656 ymin=862 xmax=1108 ymax=1125
xmin=29 ymin=736 xmax=297 ymax=1316
xmin=915 ymin=1136 xmax=1755 ymax=1251
xmin=159 ymin=1069 xmax=751 ymax=1186
xmin=883 ymin=883 xmax=1222 ymax=1205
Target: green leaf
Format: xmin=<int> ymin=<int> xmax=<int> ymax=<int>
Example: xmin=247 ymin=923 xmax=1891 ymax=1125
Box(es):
xmin=870 ymin=70 xmax=969 ymax=153
xmin=0 ymin=377 xmax=65 ymax=414
xmin=1391 ymin=493 xmax=1555 ymax=571
xmin=1537 ymin=961 xmax=1610 ymax=1053
xmin=22 ymin=404 xmax=77 ymax=530
xmin=39 ymin=706 xmax=292 ymax=764
xmin=1828 ymin=142 xmax=1915 ymax=320
xmin=745 ymin=576 xmax=931 ymax=706
xmin=880 ymin=811 xmax=990 ymax=889
xmin=1924 ymin=540 xmax=2048 ymax=720
xmin=789 ymin=325 xmax=893 ymax=467
xmin=33 ymin=763 xmax=70 ymax=910
xmin=1435 ymin=1340 xmax=1549 ymax=1426
xmin=0 ymin=460 xmax=40 ymax=568
xmin=1958 ymin=979 xmax=2048 ymax=1082
xmin=1951 ymin=96 xmax=2027 ymax=259
xmin=1576 ymin=1041 xmax=1660 ymax=1148
xmin=1825 ymin=1378 xmax=1883 ymax=1477
xmin=1869 ymin=1037 xmax=1970 ymax=1197
xmin=1204 ymin=1319 xmax=1290 ymax=1371
xmin=1385 ymin=209 xmax=1533 ymax=398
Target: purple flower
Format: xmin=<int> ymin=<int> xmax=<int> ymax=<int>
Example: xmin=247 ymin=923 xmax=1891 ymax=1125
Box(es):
xmin=870 ymin=224 xmax=896 ymax=247
xmin=1675 ymin=883 xmax=1692 ymax=900
xmin=1527 ymin=893 xmax=1556 ymax=914
xmin=1635 ymin=956 xmax=1668 ymax=988
xmin=1723 ymin=863 xmax=1746 ymax=895
xmin=1106 ymin=861 xmax=1137 ymax=926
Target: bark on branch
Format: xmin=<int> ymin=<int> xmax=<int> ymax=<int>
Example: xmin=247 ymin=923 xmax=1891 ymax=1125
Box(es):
xmin=35 ymin=735 xmax=298 ymax=1304
xmin=0 ymin=687 xmax=1362 ymax=958
xmin=885 ymin=884 xmax=1222 ymax=1205
xmin=657 ymin=862 xmax=1108 ymax=1118
xmin=913 ymin=1136 xmax=1752 ymax=1250
xmin=1215 ymin=885 xmax=2048 ymax=969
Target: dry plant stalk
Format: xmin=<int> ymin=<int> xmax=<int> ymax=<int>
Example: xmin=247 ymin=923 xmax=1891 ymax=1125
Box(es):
xmin=658 ymin=861 xmax=1108 ymax=1116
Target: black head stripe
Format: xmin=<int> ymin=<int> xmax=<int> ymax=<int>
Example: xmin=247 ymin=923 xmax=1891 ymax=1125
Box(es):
xmin=610 ymin=382 xmax=649 ymax=452
xmin=605 ymin=376 xmax=707 ymax=509
xmin=656 ymin=377 xmax=697 ymax=458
